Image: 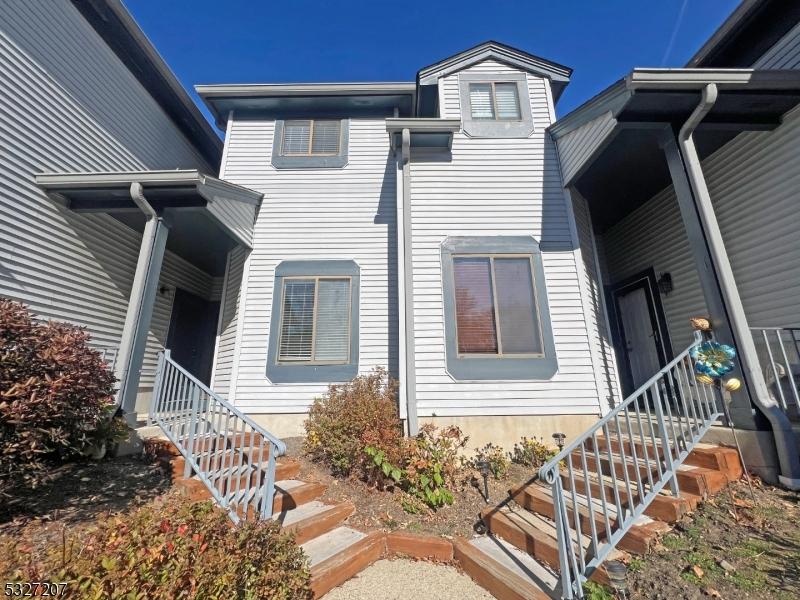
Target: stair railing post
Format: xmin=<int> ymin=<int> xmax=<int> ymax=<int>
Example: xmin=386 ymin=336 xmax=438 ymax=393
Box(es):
xmin=652 ymin=382 xmax=680 ymax=496
xmin=184 ymin=383 xmax=200 ymax=480
xmin=148 ymin=350 xmax=166 ymax=426
xmin=259 ymin=443 xmax=278 ymax=520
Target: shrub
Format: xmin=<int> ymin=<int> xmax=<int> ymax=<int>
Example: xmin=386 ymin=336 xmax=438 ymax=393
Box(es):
xmin=305 ymin=367 xmax=402 ymax=478
xmin=469 ymin=443 xmax=511 ymax=479
xmin=366 ymin=423 xmax=468 ymax=510
xmin=509 ymin=436 xmax=558 ymax=469
xmin=2 ymin=493 xmax=312 ymax=599
xmin=0 ymin=299 xmax=119 ymax=493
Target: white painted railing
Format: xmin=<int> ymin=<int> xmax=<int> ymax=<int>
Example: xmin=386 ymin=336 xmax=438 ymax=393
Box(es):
xmin=751 ymin=326 xmax=800 ymax=419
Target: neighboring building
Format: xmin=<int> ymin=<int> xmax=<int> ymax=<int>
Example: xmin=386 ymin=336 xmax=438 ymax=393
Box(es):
xmin=1 ymin=0 xmax=799 ymax=485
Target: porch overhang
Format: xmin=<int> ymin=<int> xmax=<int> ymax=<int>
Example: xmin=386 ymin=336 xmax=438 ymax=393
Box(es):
xmin=36 ymin=170 xmax=262 ymax=275
xmin=550 ymin=68 xmax=800 ymax=231
xmin=385 ymin=118 xmax=461 ymax=150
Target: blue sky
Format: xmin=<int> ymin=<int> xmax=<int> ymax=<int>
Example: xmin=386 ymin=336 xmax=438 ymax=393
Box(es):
xmin=125 ymin=0 xmax=740 ymax=129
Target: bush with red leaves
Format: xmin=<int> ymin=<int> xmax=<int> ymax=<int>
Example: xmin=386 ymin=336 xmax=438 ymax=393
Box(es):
xmin=0 ymin=299 xmax=118 ymax=493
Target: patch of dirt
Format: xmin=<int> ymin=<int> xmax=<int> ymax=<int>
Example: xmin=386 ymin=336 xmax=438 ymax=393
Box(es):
xmin=628 ymin=478 xmax=800 ymax=600
xmin=284 ymin=437 xmax=537 ymax=539
xmin=0 ymin=454 xmax=171 ymax=550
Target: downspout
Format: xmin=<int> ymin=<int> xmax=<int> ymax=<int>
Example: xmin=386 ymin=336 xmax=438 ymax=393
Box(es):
xmin=400 ymin=128 xmax=419 ymax=435
xmin=677 ymin=84 xmax=800 ymax=488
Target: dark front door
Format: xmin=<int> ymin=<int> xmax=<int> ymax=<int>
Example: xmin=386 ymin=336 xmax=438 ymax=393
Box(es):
xmin=609 ymin=269 xmax=672 ymax=395
xmin=166 ymin=288 xmax=220 ymax=385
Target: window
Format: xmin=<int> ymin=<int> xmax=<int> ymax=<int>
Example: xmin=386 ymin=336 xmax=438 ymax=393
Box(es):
xmin=267 ymin=260 xmax=359 ymax=383
xmin=278 ymin=277 xmax=351 ymax=364
xmin=271 ymin=119 xmax=349 ymax=169
xmin=441 ymin=237 xmax=557 ymax=380
xmin=281 ymin=120 xmax=341 ymax=156
xmin=453 ymin=256 xmax=543 ymax=356
xmin=459 ymin=73 xmax=533 ymax=138
xmin=468 ymin=82 xmax=522 ymax=121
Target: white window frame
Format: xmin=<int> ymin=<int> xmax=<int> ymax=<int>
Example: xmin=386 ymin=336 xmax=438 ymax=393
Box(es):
xmin=280 ymin=119 xmax=341 ymax=157
xmin=468 ymin=82 xmax=522 ymax=122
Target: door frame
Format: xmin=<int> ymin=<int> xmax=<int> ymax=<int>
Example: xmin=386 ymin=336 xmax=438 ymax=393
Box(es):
xmin=606 ymin=267 xmax=673 ymax=395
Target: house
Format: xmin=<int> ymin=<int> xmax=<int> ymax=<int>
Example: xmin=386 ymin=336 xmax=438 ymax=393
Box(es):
xmin=1 ymin=0 xmax=798 ymax=487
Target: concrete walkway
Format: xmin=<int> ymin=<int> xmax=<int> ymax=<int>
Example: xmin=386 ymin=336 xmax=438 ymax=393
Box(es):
xmin=323 ymin=558 xmax=493 ymax=600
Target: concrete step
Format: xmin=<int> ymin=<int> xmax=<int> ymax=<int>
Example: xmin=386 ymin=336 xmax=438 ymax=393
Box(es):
xmin=481 ymin=505 xmax=628 ymax=587
xmin=275 ymin=500 xmax=355 ymax=545
xmin=454 ymin=535 xmax=556 ymax=600
xmin=305 ymin=528 xmax=385 ymax=598
xmin=512 ymin=482 xmax=663 ymax=555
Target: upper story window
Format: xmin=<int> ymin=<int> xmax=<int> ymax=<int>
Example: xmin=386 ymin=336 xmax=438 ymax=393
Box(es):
xmin=271 ymin=119 xmax=349 ymax=169
xmin=281 ymin=120 xmax=341 ymax=156
xmin=458 ymin=73 xmax=533 ymax=138
xmin=468 ymin=82 xmax=522 ymax=121
xmin=279 ymin=276 xmax=352 ymax=364
xmin=453 ymin=255 xmax=543 ymax=356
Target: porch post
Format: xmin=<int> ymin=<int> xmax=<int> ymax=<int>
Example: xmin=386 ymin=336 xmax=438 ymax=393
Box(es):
xmin=659 ymin=130 xmax=758 ymax=429
xmin=115 ymin=208 xmax=170 ymax=422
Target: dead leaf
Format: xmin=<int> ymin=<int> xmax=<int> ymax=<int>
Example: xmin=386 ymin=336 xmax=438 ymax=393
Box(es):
xmin=703 ymin=587 xmax=722 ymax=598
xmin=692 ymin=564 xmax=705 ymax=579
xmin=733 ymin=498 xmax=753 ymax=508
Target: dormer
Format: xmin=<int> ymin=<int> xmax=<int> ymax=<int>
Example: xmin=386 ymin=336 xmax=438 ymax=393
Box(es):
xmin=416 ymin=41 xmax=572 ymax=136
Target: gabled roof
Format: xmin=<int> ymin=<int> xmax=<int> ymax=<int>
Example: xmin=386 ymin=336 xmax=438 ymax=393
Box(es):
xmin=416 ymin=41 xmax=573 ymax=101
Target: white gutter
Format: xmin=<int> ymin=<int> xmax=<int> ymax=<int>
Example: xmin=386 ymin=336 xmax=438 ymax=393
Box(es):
xmin=677 ymin=84 xmax=800 ymax=489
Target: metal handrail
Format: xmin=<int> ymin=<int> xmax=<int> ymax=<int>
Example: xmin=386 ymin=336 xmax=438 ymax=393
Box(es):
xmin=538 ymin=331 xmax=722 ymax=598
xmin=750 ymin=326 xmax=800 ymax=417
xmin=150 ymin=350 xmax=286 ymax=523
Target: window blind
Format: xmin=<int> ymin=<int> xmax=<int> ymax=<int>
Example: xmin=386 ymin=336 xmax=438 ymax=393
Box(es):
xmin=282 ymin=120 xmax=311 ymax=155
xmin=494 ymin=83 xmax=522 ymax=120
xmin=453 ymin=257 xmax=498 ymax=353
xmin=278 ymin=279 xmax=315 ymax=360
xmin=493 ymin=258 xmax=541 ymax=353
xmin=469 ymin=83 xmax=495 ymax=120
xmin=313 ymin=278 xmax=350 ymax=361
xmin=311 ymin=120 xmax=341 ymax=154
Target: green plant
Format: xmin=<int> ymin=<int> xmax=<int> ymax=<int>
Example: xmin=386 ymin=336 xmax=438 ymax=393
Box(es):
xmin=2 ymin=492 xmax=312 ymax=599
xmin=509 ymin=436 xmax=558 ymax=469
xmin=469 ymin=443 xmax=511 ymax=479
xmin=582 ymin=581 xmax=614 ymax=600
xmin=365 ymin=424 xmax=468 ymax=510
xmin=304 ymin=367 xmax=402 ymax=478
xmin=0 ymin=300 xmax=119 ymax=494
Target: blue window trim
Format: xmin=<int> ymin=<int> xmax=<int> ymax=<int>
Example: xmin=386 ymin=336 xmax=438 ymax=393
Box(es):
xmin=271 ymin=119 xmax=349 ymax=169
xmin=441 ymin=236 xmax=557 ymax=381
xmin=266 ymin=260 xmax=359 ymax=383
xmin=458 ymin=73 xmax=534 ymax=138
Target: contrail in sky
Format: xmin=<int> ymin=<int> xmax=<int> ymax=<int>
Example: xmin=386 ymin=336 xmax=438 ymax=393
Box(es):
xmin=662 ymin=0 xmax=690 ymax=66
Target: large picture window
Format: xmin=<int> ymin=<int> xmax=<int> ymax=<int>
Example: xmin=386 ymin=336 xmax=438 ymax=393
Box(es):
xmin=278 ymin=277 xmax=352 ymax=364
xmin=453 ymin=256 xmax=543 ymax=356
xmin=267 ymin=260 xmax=359 ymax=383
xmin=441 ymin=237 xmax=557 ymax=380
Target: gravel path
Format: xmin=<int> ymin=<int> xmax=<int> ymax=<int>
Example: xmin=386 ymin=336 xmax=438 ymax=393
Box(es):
xmin=323 ymin=559 xmax=493 ymax=599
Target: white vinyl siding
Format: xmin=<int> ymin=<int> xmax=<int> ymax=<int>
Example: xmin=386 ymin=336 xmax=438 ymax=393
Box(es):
xmin=212 ymin=247 xmax=247 ymax=398
xmin=0 ymin=0 xmax=214 ymax=406
xmin=412 ymin=60 xmax=603 ymax=417
xmin=556 ymin=111 xmax=617 ymax=186
xmin=220 ymin=118 xmax=396 ymax=412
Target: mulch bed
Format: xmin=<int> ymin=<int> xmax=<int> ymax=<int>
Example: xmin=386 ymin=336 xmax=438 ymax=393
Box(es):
xmin=628 ymin=478 xmax=800 ymax=600
xmin=0 ymin=454 xmax=171 ymax=551
xmin=284 ymin=437 xmax=537 ymax=539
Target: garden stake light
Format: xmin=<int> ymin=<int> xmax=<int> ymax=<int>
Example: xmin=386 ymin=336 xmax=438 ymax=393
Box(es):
xmin=552 ymin=432 xmax=566 ymax=452
xmin=476 ymin=459 xmax=491 ymax=503
xmin=605 ymin=560 xmax=628 ymax=599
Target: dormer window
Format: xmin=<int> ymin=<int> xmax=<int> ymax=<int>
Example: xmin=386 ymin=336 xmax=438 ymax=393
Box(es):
xmin=459 ymin=73 xmax=533 ymax=138
xmin=468 ymin=82 xmax=522 ymax=121
xmin=281 ymin=120 xmax=341 ymax=156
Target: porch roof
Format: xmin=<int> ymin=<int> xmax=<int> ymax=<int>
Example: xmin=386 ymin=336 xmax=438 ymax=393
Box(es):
xmin=36 ymin=170 xmax=263 ymax=275
xmin=550 ymin=68 xmax=800 ymax=231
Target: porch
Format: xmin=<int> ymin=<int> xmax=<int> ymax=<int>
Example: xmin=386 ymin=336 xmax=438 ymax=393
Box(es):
xmin=36 ymin=169 xmax=262 ymax=420
xmin=551 ymin=68 xmax=800 ymax=486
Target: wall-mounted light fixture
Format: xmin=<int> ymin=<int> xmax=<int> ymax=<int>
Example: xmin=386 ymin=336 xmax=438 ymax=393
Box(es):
xmin=657 ymin=272 xmax=673 ymax=295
